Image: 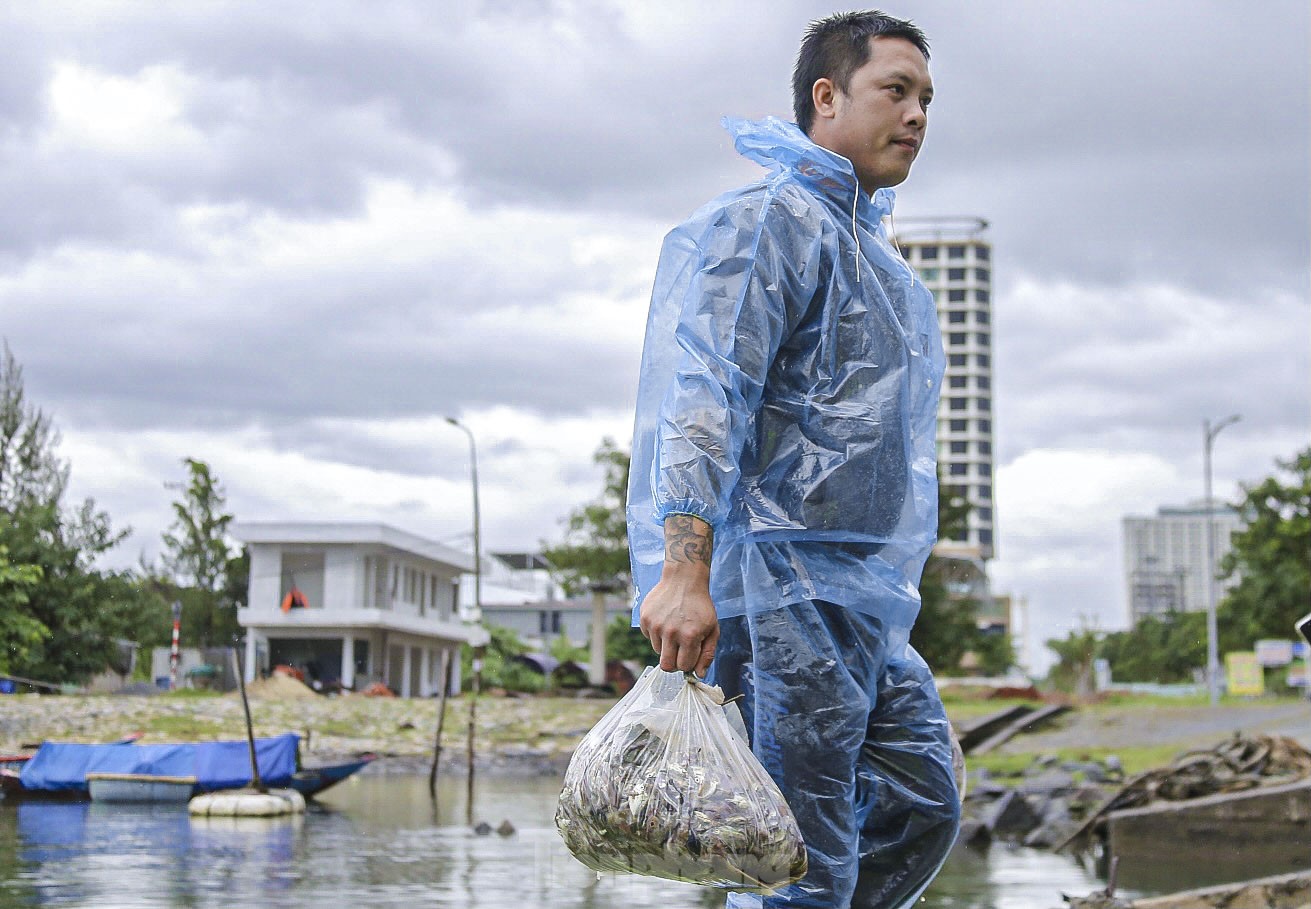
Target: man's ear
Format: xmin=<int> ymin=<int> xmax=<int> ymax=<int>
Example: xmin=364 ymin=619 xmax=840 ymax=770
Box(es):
xmin=812 ymin=77 xmax=839 ymax=122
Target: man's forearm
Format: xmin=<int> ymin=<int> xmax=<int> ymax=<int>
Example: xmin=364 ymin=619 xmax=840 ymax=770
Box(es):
xmin=663 ymin=513 xmax=713 ymax=571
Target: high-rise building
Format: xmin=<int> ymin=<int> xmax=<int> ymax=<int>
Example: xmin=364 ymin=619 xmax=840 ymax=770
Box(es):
xmin=897 ymin=218 xmax=995 ymax=562
xmin=1121 ymin=502 xmax=1243 ymax=624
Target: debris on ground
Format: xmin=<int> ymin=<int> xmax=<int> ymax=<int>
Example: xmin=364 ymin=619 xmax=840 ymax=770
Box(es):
xmin=1055 ymin=733 xmax=1311 ymax=853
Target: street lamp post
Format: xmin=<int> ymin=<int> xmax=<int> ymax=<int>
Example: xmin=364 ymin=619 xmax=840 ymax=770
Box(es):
xmin=1203 ymin=414 xmax=1240 ymax=706
xmin=445 ymin=417 xmax=482 ymax=623
xmin=445 ymin=416 xmax=482 ymax=825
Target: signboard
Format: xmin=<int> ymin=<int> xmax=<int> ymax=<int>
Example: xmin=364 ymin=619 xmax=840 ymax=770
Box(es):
xmin=1225 ymin=651 xmax=1264 ymax=697
xmin=1255 ymin=639 xmax=1296 ymax=667
xmin=1287 ymin=662 xmax=1311 ymax=688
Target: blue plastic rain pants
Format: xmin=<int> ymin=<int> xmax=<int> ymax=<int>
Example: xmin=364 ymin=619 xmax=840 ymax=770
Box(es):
xmin=708 ymin=601 xmax=959 ymax=908
xmin=627 ymin=117 xmax=958 ymax=906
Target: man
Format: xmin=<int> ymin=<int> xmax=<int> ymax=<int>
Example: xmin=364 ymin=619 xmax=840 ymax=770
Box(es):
xmin=627 ymin=10 xmax=960 ymax=909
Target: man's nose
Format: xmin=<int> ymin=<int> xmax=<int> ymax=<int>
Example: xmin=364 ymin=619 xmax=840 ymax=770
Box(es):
xmin=904 ymin=103 xmax=926 ymax=128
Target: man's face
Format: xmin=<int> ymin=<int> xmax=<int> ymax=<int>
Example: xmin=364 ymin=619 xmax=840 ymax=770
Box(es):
xmin=810 ymin=36 xmax=934 ymax=194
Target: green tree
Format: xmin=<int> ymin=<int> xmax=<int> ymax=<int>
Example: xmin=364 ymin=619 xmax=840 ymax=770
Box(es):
xmin=461 ymin=624 xmax=544 ymax=693
xmin=606 ymin=613 xmax=657 ymax=666
xmin=1046 ymin=626 xmax=1101 ymax=696
xmin=161 ymin=458 xmax=239 ymax=647
xmin=0 ymin=342 xmax=154 ymax=683
xmin=1217 ymin=446 xmax=1311 ymax=648
xmin=0 ymin=544 xmax=45 ymax=673
xmin=1097 ymin=610 xmax=1207 ymax=683
xmin=912 ymin=482 xmax=1012 ymax=674
xmin=541 ymin=438 xmax=630 ymax=596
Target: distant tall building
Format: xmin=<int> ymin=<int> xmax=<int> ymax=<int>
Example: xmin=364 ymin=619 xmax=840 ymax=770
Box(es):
xmin=898 ymin=218 xmax=996 ymax=562
xmin=1121 ymin=502 xmax=1243 ymax=624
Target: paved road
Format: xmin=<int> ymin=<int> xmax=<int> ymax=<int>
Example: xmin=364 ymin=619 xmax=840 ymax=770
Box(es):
xmin=992 ymin=700 xmax=1311 ymax=756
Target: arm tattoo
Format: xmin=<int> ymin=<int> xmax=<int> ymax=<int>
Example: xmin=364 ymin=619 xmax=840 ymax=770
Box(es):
xmin=664 ymin=514 xmax=713 ymax=567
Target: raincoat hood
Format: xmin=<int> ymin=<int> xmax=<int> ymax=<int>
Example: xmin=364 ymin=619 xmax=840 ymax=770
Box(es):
xmin=723 ymin=116 xmax=897 ymax=224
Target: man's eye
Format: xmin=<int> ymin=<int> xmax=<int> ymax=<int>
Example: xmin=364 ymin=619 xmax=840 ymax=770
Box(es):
xmin=886 ymin=84 xmax=904 ymax=95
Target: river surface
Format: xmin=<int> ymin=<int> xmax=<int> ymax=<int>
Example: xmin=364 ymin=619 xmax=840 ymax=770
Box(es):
xmin=0 ymin=772 xmax=1252 ymax=909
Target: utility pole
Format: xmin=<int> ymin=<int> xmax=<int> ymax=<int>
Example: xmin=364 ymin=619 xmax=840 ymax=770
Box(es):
xmin=1203 ymin=414 xmax=1240 ymax=706
xmin=170 ymin=601 xmax=182 ymax=690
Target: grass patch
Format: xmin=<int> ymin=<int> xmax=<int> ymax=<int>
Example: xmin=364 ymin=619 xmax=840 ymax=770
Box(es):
xmin=968 ymin=742 xmax=1187 ymax=780
xmin=142 ymin=714 xmax=226 ymax=740
xmin=159 ymin=688 xmax=224 ymax=700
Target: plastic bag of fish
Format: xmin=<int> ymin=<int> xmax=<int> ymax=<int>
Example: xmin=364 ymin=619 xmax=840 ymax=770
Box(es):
xmin=555 ymin=666 xmax=807 ymax=892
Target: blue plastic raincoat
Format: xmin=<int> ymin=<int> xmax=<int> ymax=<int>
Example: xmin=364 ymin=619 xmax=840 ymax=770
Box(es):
xmin=626 ymin=117 xmax=959 ymax=908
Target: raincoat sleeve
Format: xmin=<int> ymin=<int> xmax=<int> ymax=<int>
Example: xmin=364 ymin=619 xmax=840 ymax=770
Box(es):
xmin=651 ymin=191 xmax=823 ymax=529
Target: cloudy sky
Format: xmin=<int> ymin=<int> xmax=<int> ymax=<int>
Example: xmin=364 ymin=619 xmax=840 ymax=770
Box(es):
xmin=3 ymin=1 xmax=1307 ymax=673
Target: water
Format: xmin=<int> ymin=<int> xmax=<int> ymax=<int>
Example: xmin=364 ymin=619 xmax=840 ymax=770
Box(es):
xmin=0 ymin=774 xmax=1111 ymax=908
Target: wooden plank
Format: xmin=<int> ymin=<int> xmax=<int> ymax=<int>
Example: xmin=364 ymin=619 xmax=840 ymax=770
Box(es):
xmin=968 ymin=703 xmax=1071 ymax=755
xmin=956 ymin=704 xmax=1035 ymax=755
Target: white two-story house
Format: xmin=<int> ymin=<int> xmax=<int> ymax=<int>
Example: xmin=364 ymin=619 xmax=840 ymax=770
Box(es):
xmin=233 ymin=522 xmax=489 ymax=697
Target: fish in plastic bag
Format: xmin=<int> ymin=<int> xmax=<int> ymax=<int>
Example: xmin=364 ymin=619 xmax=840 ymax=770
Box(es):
xmin=555 ymin=666 xmax=807 ymax=892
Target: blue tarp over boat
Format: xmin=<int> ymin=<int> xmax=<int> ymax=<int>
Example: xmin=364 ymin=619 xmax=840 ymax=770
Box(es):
xmin=18 ymin=734 xmax=300 ymax=793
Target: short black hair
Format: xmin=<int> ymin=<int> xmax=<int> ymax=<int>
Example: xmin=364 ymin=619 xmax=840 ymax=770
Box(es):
xmin=792 ymin=10 xmax=930 ymax=134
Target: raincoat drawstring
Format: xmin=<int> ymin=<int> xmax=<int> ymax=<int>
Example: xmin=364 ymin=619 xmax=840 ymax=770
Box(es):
xmin=852 ymin=190 xmax=862 ymax=284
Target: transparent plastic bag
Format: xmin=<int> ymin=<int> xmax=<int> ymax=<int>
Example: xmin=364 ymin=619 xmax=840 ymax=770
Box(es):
xmin=555 ymin=667 xmax=807 ymax=892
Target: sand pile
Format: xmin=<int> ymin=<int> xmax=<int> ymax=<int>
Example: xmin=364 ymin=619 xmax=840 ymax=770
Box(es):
xmin=240 ymin=674 xmax=319 ymax=700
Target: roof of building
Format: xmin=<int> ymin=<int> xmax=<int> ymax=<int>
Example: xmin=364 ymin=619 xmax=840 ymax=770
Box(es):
xmin=231 ymin=521 xmax=476 ymax=573
xmin=481 ymin=595 xmax=631 ymax=613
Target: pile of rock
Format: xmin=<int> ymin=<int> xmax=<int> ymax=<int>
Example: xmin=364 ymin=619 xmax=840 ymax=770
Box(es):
xmin=956 ymin=754 xmax=1121 ymax=850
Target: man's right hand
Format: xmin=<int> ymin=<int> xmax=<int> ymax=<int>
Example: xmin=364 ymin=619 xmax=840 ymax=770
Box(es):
xmin=639 ymin=514 xmax=719 ymax=676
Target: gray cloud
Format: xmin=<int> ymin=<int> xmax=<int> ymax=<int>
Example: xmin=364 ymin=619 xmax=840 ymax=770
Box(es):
xmin=1 ymin=1 xmax=1307 ymax=671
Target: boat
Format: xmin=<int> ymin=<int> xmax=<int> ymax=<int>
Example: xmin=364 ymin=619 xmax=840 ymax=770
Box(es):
xmin=0 ymin=732 xmax=143 ymax=773
xmin=87 ymin=773 xmax=197 ymax=803
xmin=0 ymin=733 xmax=374 ymax=803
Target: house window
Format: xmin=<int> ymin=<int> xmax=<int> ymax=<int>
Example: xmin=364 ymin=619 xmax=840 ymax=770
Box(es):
xmin=949 ymin=463 xmax=968 ymax=476
xmin=975 ymin=331 xmax=991 ymax=346
xmin=947 ymin=310 xmax=967 ymax=324
xmin=947 ymin=245 xmax=966 ymax=259
xmin=920 ymin=245 xmax=939 ymax=260
xmin=978 ymin=397 xmax=992 ymax=411
xmin=978 ymin=507 xmax=993 ymax=521
xmin=949 ymin=375 xmax=967 ymax=388
xmin=978 ymin=441 xmax=992 ymax=455
xmin=949 ymin=354 xmax=967 ymax=367
xmin=977 ymin=462 xmax=992 ymax=477
xmin=975 ymin=289 xmax=991 ymax=303
xmin=975 ymin=245 xmax=990 ymax=261
xmin=920 ymin=267 xmax=939 ymax=281
xmin=948 ymin=289 xmax=967 ymax=303
xmin=975 ymin=268 xmax=990 ymax=281
xmin=979 ymin=529 xmax=994 ymax=546
xmin=948 ymin=332 xmax=967 ymax=345
xmin=975 ymin=311 xmax=990 ymax=325
xmin=947 ymin=268 xmax=967 ymax=281
xmin=949 ymin=397 xmax=967 ymax=411
xmin=977 ymin=484 xmax=993 ymax=500
xmin=976 ymin=354 xmax=990 ymax=367
xmin=976 ymin=375 xmax=991 ymax=390
xmin=949 ymin=419 xmax=968 ymax=432
xmin=977 ymin=419 xmax=991 ymax=433
xmin=950 ymin=441 xmax=968 ymax=454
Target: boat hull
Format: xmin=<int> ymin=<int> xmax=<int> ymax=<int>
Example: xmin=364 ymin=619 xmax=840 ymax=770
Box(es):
xmin=87 ymin=773 xmax=197 ymax=803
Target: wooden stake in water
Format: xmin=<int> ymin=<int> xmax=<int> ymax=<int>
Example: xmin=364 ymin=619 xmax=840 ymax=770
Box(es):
xmin=428 ymin=649 xmax=452 ymax=798
xmin=466 ymin=645 xmax=484 ymax=825
xmin=234 ymin=637 xmax=265 ymax=793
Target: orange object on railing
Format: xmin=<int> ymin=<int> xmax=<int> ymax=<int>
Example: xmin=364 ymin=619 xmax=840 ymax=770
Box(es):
xmin=281 ymin=587 xmax=309 ymax=612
